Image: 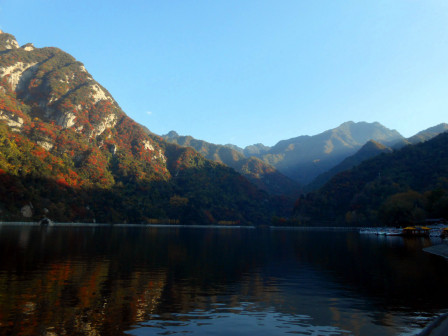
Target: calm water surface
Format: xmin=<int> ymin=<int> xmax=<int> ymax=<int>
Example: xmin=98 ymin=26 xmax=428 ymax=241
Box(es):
xmin=0 ymin=225 xmax=447 ymax=335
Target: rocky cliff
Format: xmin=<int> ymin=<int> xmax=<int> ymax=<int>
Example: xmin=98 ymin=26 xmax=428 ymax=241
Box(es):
xmin=0 ymin=31 xmax=276 ymax=224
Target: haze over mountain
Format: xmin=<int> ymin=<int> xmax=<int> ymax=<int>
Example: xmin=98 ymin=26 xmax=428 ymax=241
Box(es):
xmin=0 ymin=31 xmax=279 ymax=224
xmin=406 ymin=123 xmax=448 ymax=145
xmin=212 ymin=121 xmax=403 ymax=185
xmin=294 ymin=131 xmax=448 ymax=226
xmin=305 ymin=140 xmax=393 ymax=192
xmin=305 ymin=123 xmax=448 ymax=191
xmin=163 ymin=131 xmax=300 ymax=196
xmin=165 ymin=121 xmax=447 ymax=192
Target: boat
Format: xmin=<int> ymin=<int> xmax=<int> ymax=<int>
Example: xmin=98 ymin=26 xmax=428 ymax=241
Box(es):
xmin=359 ymin=228 xmax=377 ymax=234
xmin=385 ymin=228 xmax=403 ymax=236
xmin=429 ymin=229 xmax=443 ymax=237
xmin=402 ymin=226 xmax=430 ymax=237
xmin=377 ymin=228 xmax=388 ymax=235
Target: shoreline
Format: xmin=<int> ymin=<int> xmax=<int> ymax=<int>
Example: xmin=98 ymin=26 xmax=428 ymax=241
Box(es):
xmin=419 ymin=313 xmax=448 ymax=336
xmin=0 ymin=222 xmax=256 ymax=229
xmin=0 ymin=222 xmax=363 ymax=230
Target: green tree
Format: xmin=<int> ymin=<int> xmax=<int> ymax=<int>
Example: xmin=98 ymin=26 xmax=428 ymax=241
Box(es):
xmin=379 ymin=190 xmax=425 ymax=226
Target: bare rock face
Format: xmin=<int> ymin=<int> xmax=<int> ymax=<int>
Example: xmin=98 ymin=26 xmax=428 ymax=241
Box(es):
xmin=21 ymin=43 xmax=35 ymax=51
xmin=0 ymin=110 xmax=24 ymax=131
xmin=36 ymin=140 xmax=54 ymax=151
xmin=56 ymin=111 xmax=77 ymax=128
xmin=143 ymin=140 xmax=154 ymax=151
xmin=90 ymin=84 xmax=114 ymax=104
xmin=92 ymin=113 xmax=118 ymax=137
xmin=0 ymin=62 xmax=38 ymax=91
xmin=0 ymin=31 xmax=20 ymax=50
xmin=0 ymin=30 xmax=171 ymax=178
xmin=0 ymin=32 xmax=122 ymax=142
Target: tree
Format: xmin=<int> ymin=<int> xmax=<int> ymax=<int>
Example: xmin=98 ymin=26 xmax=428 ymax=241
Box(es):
xmin=379 ymin=190 xmax=425 ymax=226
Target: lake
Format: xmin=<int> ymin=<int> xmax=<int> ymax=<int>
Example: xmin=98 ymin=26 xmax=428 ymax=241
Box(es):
xmin=0 ymin=225 xmax=447 ymax=335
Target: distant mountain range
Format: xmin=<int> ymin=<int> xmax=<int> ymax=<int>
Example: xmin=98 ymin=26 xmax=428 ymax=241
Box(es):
xmin=241 ymin=121 xmax=404 ymax=185
xmin=406 ymin=123 xmax=448 ymax=145
xmin=305 ymin=139 xmax=393 ymax=192
xmin=304 ymin=123 xmax=448 ymax=191
xmin=294 ymin=131 xmax=448 ymax=225
xmin=162 ymin=131 xmax=300 ymax=196
xmin=166 ymin=121 xmax=447 ymax=191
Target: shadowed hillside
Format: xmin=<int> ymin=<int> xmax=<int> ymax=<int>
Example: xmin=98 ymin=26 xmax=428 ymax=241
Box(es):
xmin=245 ymin=121 xmax=404 ymax=184
xmin=163 ymin=131 xmax=301 ymax=196
xmin=294 ymin=132 xmax=448 ymax=226
xmin=0 ymin=31 xmax=280 ymax=224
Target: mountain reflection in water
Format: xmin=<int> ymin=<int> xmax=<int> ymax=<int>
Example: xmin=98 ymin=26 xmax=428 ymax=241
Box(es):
xmin=0 ymin=226 xmax=447 ymax=335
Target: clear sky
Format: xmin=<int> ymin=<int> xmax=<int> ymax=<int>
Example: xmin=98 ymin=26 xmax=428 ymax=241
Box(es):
xmin=1 ymin=0 xmax=447 ymax=147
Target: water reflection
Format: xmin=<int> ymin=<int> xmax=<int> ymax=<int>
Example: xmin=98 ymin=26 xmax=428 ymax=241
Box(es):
xmin=0 ymin=226 xmax=447 ymax=335
xmin=134 ymin=304 xmax=350 ymax=336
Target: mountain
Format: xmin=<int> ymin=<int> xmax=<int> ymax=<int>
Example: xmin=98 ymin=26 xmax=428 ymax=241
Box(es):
xmin=407 ymin=123 xmax=448 ymax=145
xmin=306 ymin=123 xmax=448 ymax=191
xmin=247 ymin=121 xmax=404 ymax=185
xmin=243 ymin=143 xmax=270 ymax=157
xmin=305 ymin=140 xmax=393 ymax=191
xmin=223 ymin=143 xmax=244 ymax=153
xmin=385 ymin=123 xmax=448 ymax=149
xmin=0 ymin=31 xmax=279 ymax=224
xmin=162 ymin=131 xmax=301 ymax=196
xmin=294 ymin=132 xmax=448 ymax=226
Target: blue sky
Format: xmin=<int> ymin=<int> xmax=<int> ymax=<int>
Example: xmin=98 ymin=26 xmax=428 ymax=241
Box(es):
xmin=1 ymin=0 xmax=448 ymax=147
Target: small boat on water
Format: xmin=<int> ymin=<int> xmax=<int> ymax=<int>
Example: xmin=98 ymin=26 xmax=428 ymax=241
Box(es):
xmin=360 ymin=226 xmax=448 ymax=237
xmin=430 ymin=229 xmax=443 ymax=237
xmin=359 ymin=228 xmax=403 ymax=236
xmin=402 ymin=226 xmax=431 ymax=237
xmin=359 ymin=228 xmax=378 ymax=234
xmin=385 ymin=228 xmax=403 ymax=236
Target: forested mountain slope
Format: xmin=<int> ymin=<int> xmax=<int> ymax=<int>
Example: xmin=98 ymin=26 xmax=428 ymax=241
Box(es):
xmin=305 ymin=124 xmax=448 ymax=192
xmin=245 ymin=121 xmax=404 ymax=184
xmin=294 ymin=132 xmax=448 ymax=226
xmin=407 ymin=123 xmax=448 ymax=145
xmin=0 ymin=31 xmax=277 ymax=224
xmin=163 ymin=131 xmax=301 ymax=196
xmin=305 ymin=140 xmax=393 ymax=192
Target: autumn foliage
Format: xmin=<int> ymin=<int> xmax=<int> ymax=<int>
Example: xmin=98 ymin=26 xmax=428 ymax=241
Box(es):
xmin=0 ymin=33 xmax=278 ymax=224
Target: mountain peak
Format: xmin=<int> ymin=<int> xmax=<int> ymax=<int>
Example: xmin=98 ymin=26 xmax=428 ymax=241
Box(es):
xmin=0 ymin=31 xmax=19 ymax=51
xmin=0 ymin=31 xmax=281 ymax=225
xmin=359 ymin=139 xmax=388 ymax=152
xmin=165 ymin=130 xmax=179 ymax=139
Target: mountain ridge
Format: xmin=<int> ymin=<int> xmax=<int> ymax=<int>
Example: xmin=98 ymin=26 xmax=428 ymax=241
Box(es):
xmin=166 ymin=121 xmax=447 ymax=191
xmin=305 ymin=139 xmax=393 ymax=191
xmin=407 ymin=123 xmax=448 ymax=145
xmin=0 ymin=31 xmax=278 ymax=224
xmin=294 ymin=131 xmax=448 ymax=225
xmin=234 ymin=121 xmax=445 ymax=187
xmin=305 ymin=123 xmax=448 ymax=191
xmin=230 ymin=121 xmax=405 ymax=185
xmin=162 ymin=131 xmax=301 ymax=196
